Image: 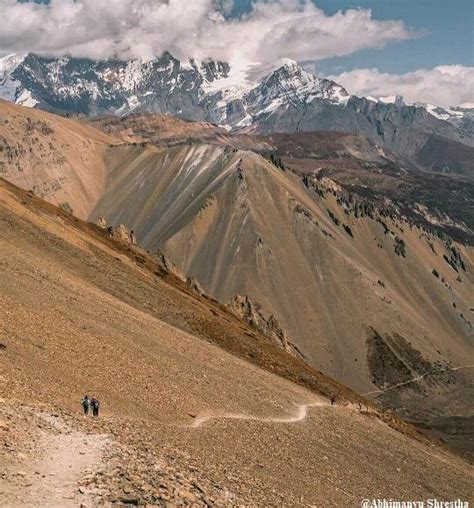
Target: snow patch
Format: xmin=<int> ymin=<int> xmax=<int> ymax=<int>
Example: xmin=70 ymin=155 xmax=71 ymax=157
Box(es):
xmin=16 ymin=88 xmax=38 ymax=108
xmin=423 ymin=103 xmax=464 ymax=121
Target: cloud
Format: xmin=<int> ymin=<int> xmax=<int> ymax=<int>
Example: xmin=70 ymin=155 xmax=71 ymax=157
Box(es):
xmin=0 ymin=0 xmax=416 ymax=76
xmin=328 ymin=65 xmax=474 ymax=107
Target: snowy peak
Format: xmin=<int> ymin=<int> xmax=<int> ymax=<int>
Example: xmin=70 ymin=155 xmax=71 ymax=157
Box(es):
xmin=416 ymin=102 xmax=470 ymax=121
xmin=0 ymin=53 xmax=26 ymax=80
xmin=377 ymin=94 xmax=405 ymax=107
xmin=196 ymin=59 xmax=230 ymax=84
xmin=258 ymin=60 xmax=350 ymax=106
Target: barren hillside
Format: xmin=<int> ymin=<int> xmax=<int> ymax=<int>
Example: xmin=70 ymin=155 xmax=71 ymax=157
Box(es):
xmin=90 ymin=142 xmax=474 ymax=441
xmin=2 ymin=102 xmax=473 ymax=456
xmin=1 ymin=178 xmax=473 ymax=506
xmin=0 ymin=99 xmax=120 ymax=219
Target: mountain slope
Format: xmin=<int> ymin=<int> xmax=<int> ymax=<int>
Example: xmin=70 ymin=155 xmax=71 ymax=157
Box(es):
xmin=2 ymin=102 xmax=473 ymax=455
xmin=1 ymin=177 xmax=473 ymax=505
xmin=89 ymin=142 xmax=473 ymax=388
xmin=229 ymin=130 xmax=474 ymax=243
xmin=0 ymin=99 xmax=119 ymax=218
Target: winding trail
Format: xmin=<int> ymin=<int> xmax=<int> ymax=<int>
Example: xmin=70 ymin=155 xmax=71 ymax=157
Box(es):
xmin=363 ymin=364 xmax=474 ymax=396
xmin=190 ymin=399 xmax=332 ymax=428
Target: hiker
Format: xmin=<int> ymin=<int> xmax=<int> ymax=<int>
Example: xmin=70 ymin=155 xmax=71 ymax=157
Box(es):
xmin=107 ymin=226 xmax=113 ymax=237
xmin=81 ymin=395 xmax=91 ymax=415
xmin=330 ymin=394 xmax=336 ymax=406
xmin=130 ymin=230 xmax=137 ymax=245
xmin=91 ymin=396 xmax=100 ymax=417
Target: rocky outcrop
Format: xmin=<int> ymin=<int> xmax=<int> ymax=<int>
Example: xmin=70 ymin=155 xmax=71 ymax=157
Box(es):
xmin=112 ymin=224 xmax=131 ymax=243
xmin=96 ymin=217 xmax=107 ymax=229
xmin=228 ymin=295 xmax=304 ymax=360
xmin=186 ymin=276 xmax=206 ymax=297
xmin=153 ymin=249 xmax=186 ymax=281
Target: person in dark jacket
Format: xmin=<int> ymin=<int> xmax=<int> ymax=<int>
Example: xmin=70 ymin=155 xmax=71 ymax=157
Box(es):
xmin=81 ymin=395 xmax=90 ymax=415
xmin=90 ymin=396 xmax=100 ymax=417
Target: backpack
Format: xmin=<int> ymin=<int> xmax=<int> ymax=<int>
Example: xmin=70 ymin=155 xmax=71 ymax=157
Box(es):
xmin=82 ymin=398 xmax=90 ymax=407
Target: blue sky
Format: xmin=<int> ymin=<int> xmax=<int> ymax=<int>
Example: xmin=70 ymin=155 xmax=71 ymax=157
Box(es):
xmin=231 ymin=0 xmax=473 ymax=74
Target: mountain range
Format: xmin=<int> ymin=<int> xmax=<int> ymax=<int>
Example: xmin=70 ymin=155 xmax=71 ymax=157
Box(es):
xmin=1 ymin=52 xmax=473 ymax=177
xmin=1 ymin=48 xmax=473 ymax=461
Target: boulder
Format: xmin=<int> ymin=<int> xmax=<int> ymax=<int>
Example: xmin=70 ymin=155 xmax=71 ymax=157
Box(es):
xmin=153 ymin=250 xmax=186 ymax=281
xmin=113 ymin=224 xmax=131 ymax=243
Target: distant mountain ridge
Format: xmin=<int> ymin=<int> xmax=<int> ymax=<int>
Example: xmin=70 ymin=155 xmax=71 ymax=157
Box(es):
xmin=1 ymin=52 xmax=473 ymax=171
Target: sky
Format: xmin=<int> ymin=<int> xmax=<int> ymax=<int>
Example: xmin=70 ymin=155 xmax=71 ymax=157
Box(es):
xmin=1 ymin=0 xmax=473 ymax=106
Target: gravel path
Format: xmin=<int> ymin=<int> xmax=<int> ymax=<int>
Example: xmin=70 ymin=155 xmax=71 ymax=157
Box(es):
xmin=1 ymin=413 xmax=108 ymax=508
xmin=190 ymin=398 xmax=332 ymax=428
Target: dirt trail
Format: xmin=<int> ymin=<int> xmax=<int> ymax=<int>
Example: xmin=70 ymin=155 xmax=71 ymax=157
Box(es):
xmin=363 ymin=364 xmax=474 ymax=396
xmin=190 ymin=398 xmax=334 ymax=428
xmin=1 ymin=414 xmax=108 ymax=508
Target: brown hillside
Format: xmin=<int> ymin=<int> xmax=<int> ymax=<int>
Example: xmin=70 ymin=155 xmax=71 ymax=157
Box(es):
xmin=1 ymin=177 xmax=473 ymax=506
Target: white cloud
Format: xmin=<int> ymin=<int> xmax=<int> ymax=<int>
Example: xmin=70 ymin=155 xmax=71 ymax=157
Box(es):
xmin=328 ymin=65 xmax=474 ymax=107
xmin=0 ymin=0 xmax=416 ymax=76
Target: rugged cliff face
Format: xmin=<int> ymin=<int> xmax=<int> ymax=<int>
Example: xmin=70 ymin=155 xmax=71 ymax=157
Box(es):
xmin=228 ymin=295 xmax=304 ymax=360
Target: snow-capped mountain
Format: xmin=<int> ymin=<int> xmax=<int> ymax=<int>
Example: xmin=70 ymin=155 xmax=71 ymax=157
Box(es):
xmin=0 ymin=52 xmax=472 ymax=158
xmin=0 ymin=53 xmax=349 ymax=123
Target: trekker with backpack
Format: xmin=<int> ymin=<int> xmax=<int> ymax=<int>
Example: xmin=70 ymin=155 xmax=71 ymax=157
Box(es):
xmin=81 ymin=395 xmax=91 ymax=415
xmin=91 ymin=397 xmax=100 ymax=417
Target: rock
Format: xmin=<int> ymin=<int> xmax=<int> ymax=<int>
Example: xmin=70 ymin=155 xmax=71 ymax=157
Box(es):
xmin=96 ymin=217 xmax=107 ymax=229
xmin=59 ymin=202 xmax=74 ymax=214
xmin=177 ymin=489 xmax=197 ymax=503
xmin=113 ymin=224 xmax=131 ymax=243
xmin=111 ymin=495 xmax=144 ymax=505
xmin=153 ymin=250 xmax=186 ymax=281
xmin=186 ymin=276 xmax=206 ymax=296
xmin=227 ymin=295 xmax=304 ymax=359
